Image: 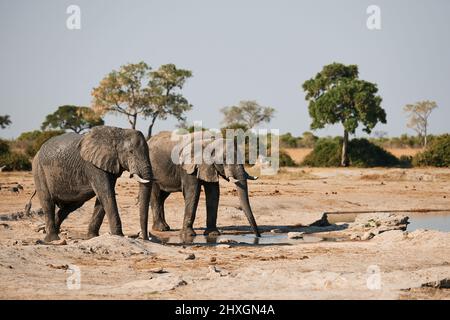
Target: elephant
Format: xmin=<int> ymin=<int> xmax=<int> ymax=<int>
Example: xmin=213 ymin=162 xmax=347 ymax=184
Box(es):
xmin=137 ymin=131 xmax=261 ymax=238
xmin=31 ymin=126 xmax=153 ymax=242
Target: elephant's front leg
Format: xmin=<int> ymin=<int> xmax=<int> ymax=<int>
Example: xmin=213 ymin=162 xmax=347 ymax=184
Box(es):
xmin=181 ymin=176 xmax=201 ymax=237
xmin=87 ymin=198 xmax=106 ymax=238
xmin=203 ymin=182 xmax=220 ymax=236
xmin=91 ymin=175 xmax=124 ymax=237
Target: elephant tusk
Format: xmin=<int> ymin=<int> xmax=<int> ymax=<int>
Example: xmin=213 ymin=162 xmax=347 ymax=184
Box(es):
xmin=229 ymin=177 xmax=239 ymax=183
xmin=246 ymin=175 xmax=259 ymax=180
xmin=131 ymin=174 xmax=151 ymax=184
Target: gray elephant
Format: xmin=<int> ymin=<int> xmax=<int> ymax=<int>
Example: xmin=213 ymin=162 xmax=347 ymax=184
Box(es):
xmin=32 ymin=126 xmax=153 ymax=242
xmin=137 ymin=131 xmax=260 ymax=238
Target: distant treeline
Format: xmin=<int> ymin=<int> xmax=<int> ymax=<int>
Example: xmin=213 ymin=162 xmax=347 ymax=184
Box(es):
xmin=280 ymin=132 xmax=435 ymax=149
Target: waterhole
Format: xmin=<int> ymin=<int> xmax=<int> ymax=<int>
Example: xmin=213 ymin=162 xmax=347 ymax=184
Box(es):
xmin=154 ymin=233 xmax=339 ymax=246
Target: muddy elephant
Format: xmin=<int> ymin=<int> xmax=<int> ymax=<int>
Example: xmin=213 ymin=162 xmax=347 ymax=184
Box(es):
xmin=32 ymin=126 xmax=153 ymax=242
xmin=138 ymin=131 xmax=261 ymax=238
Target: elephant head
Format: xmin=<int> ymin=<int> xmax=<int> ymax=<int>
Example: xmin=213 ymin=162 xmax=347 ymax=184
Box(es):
xmin=79 ymin=126 xmax=153 ymax=183
xmin=180 ymin=136 xmax=261 ymax=237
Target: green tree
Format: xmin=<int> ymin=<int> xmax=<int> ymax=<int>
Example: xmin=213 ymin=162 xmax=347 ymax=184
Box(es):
xmin=92 ymin=62 xmax=192 ymax=138
xmin=404 ymin=100 xmax=438 ymax=147
xmin=220 ymin=100 xmax=275 ymax=130
xmin=41 ymin=105 xmax=104 ymax=133
xmin=0 ymin=115 xmax=11 ymax=129
xmin=302 ymin=62 xmax=386 ymax=166
xmin=145 ymin=64 xmax=193 ymax=138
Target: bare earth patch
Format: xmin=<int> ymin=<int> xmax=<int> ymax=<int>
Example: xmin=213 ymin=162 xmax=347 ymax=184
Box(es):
xmin=0 ymin=167 xmax=449 ymax=299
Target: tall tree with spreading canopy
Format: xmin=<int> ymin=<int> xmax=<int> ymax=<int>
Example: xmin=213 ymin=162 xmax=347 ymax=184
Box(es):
xmin=220 ymin=100 xmax=275 ymax=130
xmin=0 ymin=115 xmax=11 ymax=129
xmin=92 ymin=62 xmax=192 ymax=138
xmin=41 ymin=105 xmax=104 ymax=133
xmin=145 ymin=64 xmax=193 ymax=138
xmin=302 ymin=63 xmax=386 ymax=166
xmin=403 ymin=100 xmax=438 ymax=147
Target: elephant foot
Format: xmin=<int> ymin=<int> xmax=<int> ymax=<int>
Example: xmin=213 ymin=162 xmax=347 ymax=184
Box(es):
xmin=204 ymin=228 xmax=221 ymax=236
xmin=86 ymin=231 xmax=99 ymax=239
xmin=44 ymin=233 xmax=60 ymax=243
xmin=111 ymin=231 xmax=125 ymax=237
xmin=152 ymin=221 xmax=171 ymax=232
xmin=180 ymin=227 xmax=196 ymax=237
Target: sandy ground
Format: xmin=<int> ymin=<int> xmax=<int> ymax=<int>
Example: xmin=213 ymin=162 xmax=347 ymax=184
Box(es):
xmin=0 ymin=167 xmax=449 ymax=300
xmin=284 ymin=148 xmax=422 ymax=164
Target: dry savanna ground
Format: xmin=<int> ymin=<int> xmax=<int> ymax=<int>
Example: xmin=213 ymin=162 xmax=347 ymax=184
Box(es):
xmin=0 ymin=166 xmax=449 ymax=300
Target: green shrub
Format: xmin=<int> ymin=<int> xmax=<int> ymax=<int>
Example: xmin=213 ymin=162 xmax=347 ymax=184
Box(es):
xmin=279 ymin=150 xmax=297 ymax=167
xmin=0 ymin=139 xmax=10 ymax=155
xmin=302 ymin=138 xmax=399 ymax=167
xmin=413 ymin=134 xmax=450 ymax=167
xmin=398 ymin=155 xmax=413 ymax=168
xmin=302 ymin=137 xmax=342 ymax=167
xmin=0 ymin=152 xmax=32 ymax=171
xmin=16 ymin=130 xmax=64 ymax=157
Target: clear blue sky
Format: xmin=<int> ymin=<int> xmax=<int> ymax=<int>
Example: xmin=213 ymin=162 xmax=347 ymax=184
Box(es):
xmin=0 ymin=0 xmax=449 ymax=139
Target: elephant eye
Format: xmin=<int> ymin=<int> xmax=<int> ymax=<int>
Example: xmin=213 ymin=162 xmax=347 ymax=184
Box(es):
xmin=129 ymin=150 xmax=134 ymax=154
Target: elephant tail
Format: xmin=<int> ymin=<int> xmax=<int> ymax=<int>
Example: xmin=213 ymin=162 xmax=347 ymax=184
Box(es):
xmin=24 ymin=190 xmax=36 ymax=216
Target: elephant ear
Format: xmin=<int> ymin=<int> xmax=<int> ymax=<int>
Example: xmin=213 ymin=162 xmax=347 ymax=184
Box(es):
xmin=179 ymin=137 xmax=219 ymax=182
xmin=79 ymin=127 xmax=120 ymax=174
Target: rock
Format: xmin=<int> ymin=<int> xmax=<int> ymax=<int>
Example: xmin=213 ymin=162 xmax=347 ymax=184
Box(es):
xmin=34 ymin=224 xmax=46 ymax=233
xmin=218 ymin=238 xmax=238 ymax=244
xmin=350 ymin=234 xmax=361 ymax=240
xmin=149 ymin=267 xmax=167 ymax=274
xmin=185 ymin=253 xmax=196 ymax=260
xmin=352 ymin=212 xmax=409 ymax=232
xmin=270 ymin=229 xmax=284 ymax=233
xmin=217 ymin=244 xmax=231 ymax=249
xmin=292 ymin=212 xmax=330 ymax=227
xmin=288 ymin=232 xmax=305 ymax=239
xmin=361 ymin=232 xmax=375 ymax=241
xmin=52 ymin=239 xmax=67 ymax=246
xmin=422 ymin=277 xmax=450 ymax=289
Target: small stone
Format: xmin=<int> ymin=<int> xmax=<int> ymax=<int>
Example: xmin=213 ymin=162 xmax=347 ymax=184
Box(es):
xmin=34 ymin=224 xmax=46 ymax=233
xmin=270 ymin=229 xmax=284 ymax=233
xmin=185 ymin=253 xmax=196 ymax=260
xmin=361 ymin=232 xmax=375 ymax=241
xmin=149 ymin=267 xmax=167 ymax=274
xmin=218 ymin=238 xmax=238 ymax=244
xmin=350 ymin=234 xmax=361 ymax=240
xmin=48 ymin=239 xmax=67 ymax=245
xmin=217 ymin=244 xmax=231 ymax=249
xmin=287 ymin=232 xmax=304 ymax=239
xmin=210 ymin=257 xmax=217 ymax=263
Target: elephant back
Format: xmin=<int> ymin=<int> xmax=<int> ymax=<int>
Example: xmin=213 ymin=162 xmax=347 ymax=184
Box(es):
xmin=36 ymin=133 xmax=82 ymax=166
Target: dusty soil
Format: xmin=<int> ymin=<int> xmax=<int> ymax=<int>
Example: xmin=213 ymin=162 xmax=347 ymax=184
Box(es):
xmin=284 ymin=148 xmax=422 ymax=164
xmin=0 ymin=167 xmax=449 ymax=300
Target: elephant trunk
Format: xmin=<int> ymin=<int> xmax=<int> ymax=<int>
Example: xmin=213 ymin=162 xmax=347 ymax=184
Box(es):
xmin=138 ymin=183 xmax=151 ymax=240
xmin=235 ymin=180 xmax=261 ymax=237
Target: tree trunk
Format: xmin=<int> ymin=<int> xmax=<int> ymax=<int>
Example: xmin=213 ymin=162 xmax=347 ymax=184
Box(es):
xmin=147 ymin=116 xmax=157 ymax=139
xmin=423 ymin=123 xmax=428 ymax=148
xmin=341 ymin=129 xmax=349 ymax=167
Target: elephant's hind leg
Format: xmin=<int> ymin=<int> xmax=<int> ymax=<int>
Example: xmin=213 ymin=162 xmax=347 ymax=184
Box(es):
xmin=151 ymin=184 xmax=171 ymax=231
xmin=42 ymin=199 xmax=59 ymax=242
xmin=87 ymin=198 xmax=106 ymax=238
xmin=55 ymin=202 xmax=84 ymax=233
